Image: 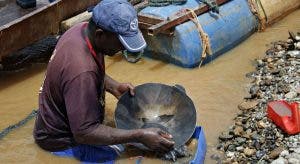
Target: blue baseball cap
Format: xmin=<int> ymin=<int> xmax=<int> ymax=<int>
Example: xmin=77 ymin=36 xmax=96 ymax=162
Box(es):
xmin=92 ymin=0 xmax=146 ymax=52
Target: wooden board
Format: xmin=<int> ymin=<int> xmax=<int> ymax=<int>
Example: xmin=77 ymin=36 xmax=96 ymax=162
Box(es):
xmin=0 ymin=0 xmax=99 ymax=61
xmin=258 ymin=0 xmax=300 ymax=25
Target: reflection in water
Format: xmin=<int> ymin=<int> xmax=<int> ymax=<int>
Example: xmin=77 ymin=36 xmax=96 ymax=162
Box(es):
xmin=0 ymin=9 xmax=299 ymax=164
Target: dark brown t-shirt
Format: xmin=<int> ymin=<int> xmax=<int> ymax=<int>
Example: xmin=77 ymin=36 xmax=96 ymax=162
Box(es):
xmin=33 ymin=22 xmax=105 ymax=151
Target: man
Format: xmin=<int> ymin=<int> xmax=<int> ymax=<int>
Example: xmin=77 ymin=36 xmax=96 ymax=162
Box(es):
xmin=33 ymin=0 xmax=174 ymax=161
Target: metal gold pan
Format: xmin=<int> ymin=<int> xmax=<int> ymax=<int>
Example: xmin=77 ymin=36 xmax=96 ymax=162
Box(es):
xmin=115 ymin=83 xmax=197 ymax=148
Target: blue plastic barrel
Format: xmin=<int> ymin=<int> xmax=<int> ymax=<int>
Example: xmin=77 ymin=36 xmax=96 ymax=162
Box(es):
xmin=140 ymin=0 xmax=258 ymax=68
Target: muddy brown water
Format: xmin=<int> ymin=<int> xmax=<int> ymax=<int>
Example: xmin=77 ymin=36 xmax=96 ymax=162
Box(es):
xmin=0 ymin=9 xmax=299 ymax=164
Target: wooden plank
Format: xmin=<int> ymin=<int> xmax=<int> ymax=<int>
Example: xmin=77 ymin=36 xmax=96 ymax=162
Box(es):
xmin=0 ymin=2 xmax=59 ymax=61
xmin=147 ymin=0 xmax=230 ymax=35
xmin=61 ymin=11 xmax=92 ymax=32
xmin=0 ymin=0 xmax=99 ymax=61
xmin=138 ymin=13 xmax=164 ymax=25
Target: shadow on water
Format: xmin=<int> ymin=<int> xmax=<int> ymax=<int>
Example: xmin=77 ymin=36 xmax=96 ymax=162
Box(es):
xmin=0 ymin=64 xmax=47 ymax=91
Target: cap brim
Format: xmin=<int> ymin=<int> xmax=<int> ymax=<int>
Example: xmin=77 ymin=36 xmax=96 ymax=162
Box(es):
xmin=118 ymin=30 xmax=147 ymax=52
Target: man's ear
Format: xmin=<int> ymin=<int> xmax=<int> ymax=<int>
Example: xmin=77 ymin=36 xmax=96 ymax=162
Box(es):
xmin=95 ymin=28 xmax=104 ymax=38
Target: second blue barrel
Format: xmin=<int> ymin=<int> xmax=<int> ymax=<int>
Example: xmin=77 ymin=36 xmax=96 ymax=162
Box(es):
xmin=140 ymin=0 xmax=258 ymax=68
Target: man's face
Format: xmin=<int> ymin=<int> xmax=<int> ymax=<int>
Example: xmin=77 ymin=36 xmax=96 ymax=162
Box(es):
xmin=95 ymin=30 xmax=124 ymax=56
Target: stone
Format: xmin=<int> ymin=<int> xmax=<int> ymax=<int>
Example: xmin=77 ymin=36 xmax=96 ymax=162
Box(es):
xmin=279 ymin=150 xmax=289 ymax=157
xmin=257 ymin=120 xmax=267 ymax=129
xmin=236 ymin=146 xmax=244 ymax=152
xmin=244 ymin=147 xmax=256 ymax=157
xmin=236 ymin=137 xmax=246 ymax=145
xmin=269 ymin=147 xmax=285 ymax=159
xmin=267 ymin=57 xmax=274 ymax=63
xmin=295 ymin=42 xmax=300 ymax=50
xmin=271 ymin=157 xmax=287 ymax=164
xmin=219 ymin=132 xmax=234 ymax=141
xmin=288 ymin=158 xmax=299 ymax=164
xmin=227 ymin=144 xmax=236 ymax=152
xmin=251 ymin=133 xmax=261 ymax=140
xmin=257 ymin=59 xmax=264 ymax=67
xmin=285 ymin=91 xmax=297 ymax=99
xmin=210 ymin=154 xmax=221 ymax=161
xmin=291 ymin=153 xmax=300 ymax=160
xmin=233 ymin=126 xmax=244 ymax=136
xmin=238 ymin=101 xmax=259 ymax=110
xmin=250 ymin=85 xmax=260 ymax=97
xmin=287 ymin=50 xmax=300 ymax=58
xmin=256 ymin=150 xmax=266 ymax=159
xmin=294 ymin=148 xmax=300 ymax=154
xmin=287 ymin=39 xmax=293 ymax=44
xmin=226 ymin=151 xmax=235 ymax=158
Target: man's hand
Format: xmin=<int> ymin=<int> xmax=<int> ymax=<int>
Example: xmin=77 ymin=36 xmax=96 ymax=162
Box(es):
xmin=138 ymin=128 xmax=175 ymax=152
xmin=104 ymin=75 xmax=134 ymax=99
xmin=115 ymin=83 xmax=135 ymax=99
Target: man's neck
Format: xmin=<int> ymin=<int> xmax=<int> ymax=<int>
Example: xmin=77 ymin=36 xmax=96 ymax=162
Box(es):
xmin=86 ymin=28 xmax=100 ymax=54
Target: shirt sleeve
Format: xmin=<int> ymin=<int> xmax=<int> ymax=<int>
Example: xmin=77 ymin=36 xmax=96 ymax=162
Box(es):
xmin=63 ymin=71 xmax=104 ymax=136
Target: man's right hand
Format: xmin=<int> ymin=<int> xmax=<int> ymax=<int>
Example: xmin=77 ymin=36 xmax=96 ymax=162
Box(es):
xmin=138 ymin=128 xmax=175 ymax=152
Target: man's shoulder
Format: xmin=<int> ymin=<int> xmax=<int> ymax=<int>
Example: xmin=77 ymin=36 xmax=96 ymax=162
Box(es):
xmin=48 ymin=22 xmax=98 ymax=81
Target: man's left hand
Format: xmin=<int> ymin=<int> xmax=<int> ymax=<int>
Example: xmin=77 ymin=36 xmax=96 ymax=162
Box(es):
xmin=115 ymin=83 xmax=135 ymax=99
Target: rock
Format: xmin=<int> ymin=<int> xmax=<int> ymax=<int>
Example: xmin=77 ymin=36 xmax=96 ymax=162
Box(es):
xmin=235 ymin=137 xmax=246 ymax=145
xmin=267 ymin=57 xmax=274 ymax=63
xmin=295 ymin=42 xmax=300 ymax=50
xmin=287 ymin=39 xmax=293 ymax=44
xmin=287 ymin=50 xmax=300 ymax=58
xmin=210 ymin=154 xmax=221 ymax=161
xmin=238 ymin=101 xmax=259 ymax=110
xmin=288 ymin=158 xmax=299 ymax=164
xmin=294 ymin=148 xmax=300 ymax=154
xmin=256 ymin=150 xmax=266 ymax=159
xmin=226 ymin=151 xmax=235 ymax=158
xmin=233 ymin=126 xmax=244 ymax=136
xmin=257 ymin=59 xmax=264 ymax=67
xmin=219 ymin=132 xmax=234 ymax=141
xmin=253 ymin=140 xmax=261 ymax=149
xmin=271 ymin=157 xmax=287 ymax=164
xmin=236 ymin=146 xmax=244 ymax=152
xmin=251 ymin=133 xmax=261 ymax=140
xmin=290 ymin=153 xmax=300 ymax=160
xmin=250 ymin=85 xmax=260 ymax=97
xmin=227 ymin=144 xmax=236 ymax=152
xmin=244 ymin=147 xmax=256 ymax=157
xmin=269 ymin=147 xmax=285 ymax=159
xmin=257 ymin=120 xmax=268 ymax=129
xmin=280 ymin=150 xmax=289 ymax=157
xmin=285 ymin=91 xmax=297 ymax=99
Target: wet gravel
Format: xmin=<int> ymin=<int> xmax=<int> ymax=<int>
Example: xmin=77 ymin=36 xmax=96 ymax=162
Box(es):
xmin=214 ymin=32 xmax=300 ymax=163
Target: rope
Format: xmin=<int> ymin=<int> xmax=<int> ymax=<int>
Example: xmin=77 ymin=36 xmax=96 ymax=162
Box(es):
xmin=247 ymin=0 xmax=266 ymax=31
xmin=0 ymin=109 xmax=37 ymax=140
xmin=148 ymin=0 xmax=187 ymax=7
xmin=0 ymin=36 xmax=58 ymax=74
xmin=184 ymin=9 xmax=212 ymax=67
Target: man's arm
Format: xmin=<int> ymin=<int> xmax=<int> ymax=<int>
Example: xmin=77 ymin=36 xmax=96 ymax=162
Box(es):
xmin=104 ymin=74 xmax=134 ymax=99
xmin=75 ymin=125 xmax=174 ymax=152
